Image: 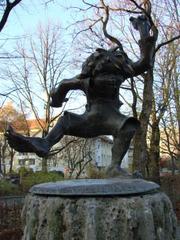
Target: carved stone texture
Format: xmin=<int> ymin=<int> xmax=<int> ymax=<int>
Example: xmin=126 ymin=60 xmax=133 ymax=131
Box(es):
xmin=22 ymin=184 xmax=177 ymax=240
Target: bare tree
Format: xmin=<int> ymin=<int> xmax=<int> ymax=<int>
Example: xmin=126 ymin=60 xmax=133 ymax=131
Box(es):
xmin=146 ymin=34 xmax=179 ymax=181
xmin=0 ymin=102 xmax=28 ymax=174
xmin=58 ymin=136 xmax=93 ymax=179
xmin=5 ymin=23 xmax=70 ymax=171
xmin=160 ymin=40 xmax=180 ymax=175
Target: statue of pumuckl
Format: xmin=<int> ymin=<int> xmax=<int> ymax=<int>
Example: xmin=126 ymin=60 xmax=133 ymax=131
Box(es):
xmin=6 ymin=15 xmax=156 ymax=177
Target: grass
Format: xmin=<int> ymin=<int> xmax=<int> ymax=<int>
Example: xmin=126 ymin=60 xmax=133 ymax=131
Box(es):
xmin=0 ymin=180 xmax=21 ymax=196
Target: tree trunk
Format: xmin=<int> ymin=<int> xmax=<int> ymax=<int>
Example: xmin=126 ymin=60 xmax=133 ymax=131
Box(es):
xmin=133 ymin=69 xmax=154 ymax=177
xmin=42 ymin=157 xmax=48 ymax=172
xmin=9 ymin=149 xmax=15 ymax=173
xmin=148 ymin=121 xmax=160 ymax=183
xmin=41 ymin=129 xmax=48 ymax=172
xmin=2 ymin=144 xmax=6 ymax=175
xmin=0 ymin=145 xmax=2 ymax=174
xmin=171 ymin=156 xmax=176 ymax=176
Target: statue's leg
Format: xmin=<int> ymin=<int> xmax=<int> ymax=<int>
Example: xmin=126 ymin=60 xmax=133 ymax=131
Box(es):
xmin=5 ymin=126 xmax=51 ymax=157
xmin=5 ymin=111 xmax=87 ymax=158
xmin=47 ymin=110 xmax=107 ymax=139
xmin=45 ymin=111 xmax=89 ymax=145
xmin=106 ymin=117 xmax=140 ymax=177
xmin=112 ymin=118 xmax=140 ymax=166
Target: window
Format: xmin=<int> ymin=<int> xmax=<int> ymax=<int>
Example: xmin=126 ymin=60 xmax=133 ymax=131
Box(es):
xmin=18 ymin=159 xmax=35 ymax=166
xmin=19 ymin=159 xmax=25 ymax=166
xmin=28 ymin=159 xmax=35 ymax=165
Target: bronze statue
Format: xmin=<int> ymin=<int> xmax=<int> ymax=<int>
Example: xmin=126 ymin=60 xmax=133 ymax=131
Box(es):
xmin=5 ymin=15 xmax=156 ymax=176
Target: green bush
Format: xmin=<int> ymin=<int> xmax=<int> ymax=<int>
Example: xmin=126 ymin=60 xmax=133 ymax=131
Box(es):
xmin=20 ymin=171 xmax=64 ymax=192
xmin=0 ymin=180 xmax=21 ymax=196
xmin=6 ymin=170 xmax=19 ymax=178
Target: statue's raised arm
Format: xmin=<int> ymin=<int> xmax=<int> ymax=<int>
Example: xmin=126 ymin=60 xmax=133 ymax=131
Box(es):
xmin=50 ymin=75 xmax=84 ymax=108
xmin=129 ymin=15 xmax=157 ymax=77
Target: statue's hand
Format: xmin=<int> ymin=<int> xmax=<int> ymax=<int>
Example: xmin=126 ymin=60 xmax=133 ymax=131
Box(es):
xmin=50 ymin=89 xmax=68 ymax=108
xmin=130 ymin=15 xmax=151 ymax=39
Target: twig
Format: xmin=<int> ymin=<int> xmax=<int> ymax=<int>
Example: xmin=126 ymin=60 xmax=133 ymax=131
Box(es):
xmin=100 ymin=0 xmax=124 ymax=51
xmin=0 ymin=0 xmax=22 ymax=32
xmin=155 ymin=35 xmax=180 ymax=53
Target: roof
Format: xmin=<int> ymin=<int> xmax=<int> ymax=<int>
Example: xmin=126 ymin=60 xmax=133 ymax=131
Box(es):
xmin=0 ymin=118 xmax=46 ymax=133
xmin=26 ymin=119 xmax=46 ymax=130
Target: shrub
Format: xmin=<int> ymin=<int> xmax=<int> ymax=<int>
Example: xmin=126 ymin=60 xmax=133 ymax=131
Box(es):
xmin=20 ymin=171 xmax=64 ymax=192
xmin=0 ymin=229 xmax=23 ymax=240
xmin=0 ymin=180 xmax=21 ymax=196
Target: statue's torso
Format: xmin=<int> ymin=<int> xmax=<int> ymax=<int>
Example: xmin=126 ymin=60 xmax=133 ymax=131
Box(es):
xmin=83 ymin=74 xmax=124 ymax=110
xmin=81 ymin=48 xmax=129 ymax=109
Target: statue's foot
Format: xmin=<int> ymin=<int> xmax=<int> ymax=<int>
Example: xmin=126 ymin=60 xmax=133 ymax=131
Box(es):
xmin=5 ymin=126 xmax=50 ymax=157
xmin=106 ymin=165 xmax=131 ymax=178
xmin=50 ymin=88 xmax=62 ymax=107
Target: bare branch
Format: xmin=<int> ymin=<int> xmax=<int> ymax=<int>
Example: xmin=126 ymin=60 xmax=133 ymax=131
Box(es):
xmin=129 ymin=0 xmax=148 ymax=15
xmin=0 ymin=87 xmax=22 ymax=97
xmin=72 ymin=18 xmax=102 ymax=41
xmin=82 ymin=0 xmax=101 ymax=10
xmin=0 ymin=0 xmax=22 ymax=32
xmin=100 ymin=0 xmax=124 ymax=51
xmin=155 ymin=35 xmax=180 ymax=53
xmin=108 ymin=6 xmax=141 ymax=14
xmin=48 ymin=139 xmax=79 ymax=156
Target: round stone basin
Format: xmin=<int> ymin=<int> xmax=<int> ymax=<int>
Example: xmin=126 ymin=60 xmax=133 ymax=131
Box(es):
xmin=30 ymin=178 xmax=160 ymax=196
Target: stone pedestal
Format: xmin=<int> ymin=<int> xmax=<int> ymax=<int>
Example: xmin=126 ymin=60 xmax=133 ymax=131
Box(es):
xmin=21 ymin=179 xmax=177 ymax=240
